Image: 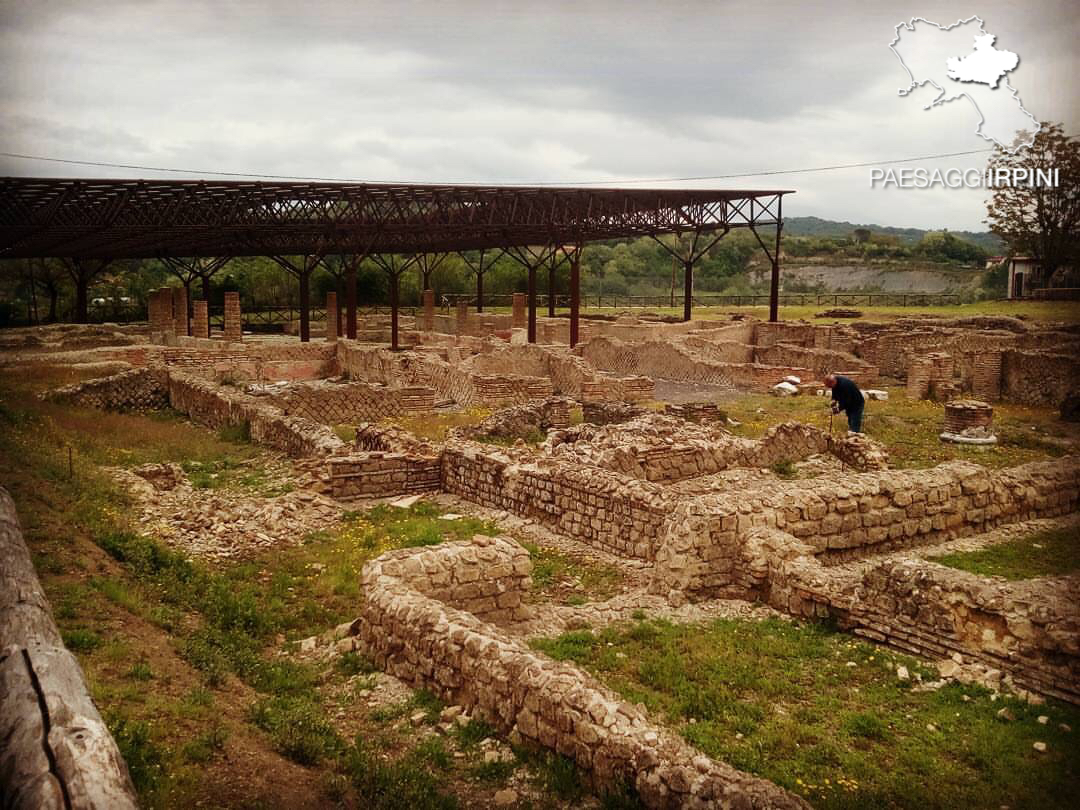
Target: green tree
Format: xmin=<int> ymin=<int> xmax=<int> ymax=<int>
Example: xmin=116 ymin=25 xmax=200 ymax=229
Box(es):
xmin=986 ymin=122 xmax=1080 ymax=279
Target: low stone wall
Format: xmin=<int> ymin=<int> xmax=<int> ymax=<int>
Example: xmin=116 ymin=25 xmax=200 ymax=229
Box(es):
xmin=544 ymin=418 xmax=888 ymax=484
xmin=744 ymin=528 xmax=1080 ymax=704
xmin=45 ymin=367 xmax=169 ymax=411
xmin=1002 ymin=350 xmax=1080 ymax=405
xmin=652 ymin=456 xmax=1080 ymax=597
xmin=328 ymin=452 xmax=442 ymax=498
xmin=441 ymin=441 xmax=673 ymax=559
xmin=754 ymin=342 xmax=877 ymax=382
xmin=262 ymin=379 xmax=435 ymax=424
xmin=357 ymin=536 xmax=808 ymax=809
xmin=166 ymin=372 xmax=347 ymax=457
xmin=453 ymin=397 xmax=573 ymax=442
xmin=580 ymin=336 xmax=808 ymax=391
xmin=363 ymin=535 xmax=532 ymax=622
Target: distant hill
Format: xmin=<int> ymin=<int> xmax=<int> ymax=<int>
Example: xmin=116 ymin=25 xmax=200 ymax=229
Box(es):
xmin=785 ymin=216 xmax=1004 ymax=254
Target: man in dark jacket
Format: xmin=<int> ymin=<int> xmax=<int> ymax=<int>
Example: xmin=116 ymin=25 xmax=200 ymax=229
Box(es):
xmin=824 ymin=373 xmax=865 ymax=433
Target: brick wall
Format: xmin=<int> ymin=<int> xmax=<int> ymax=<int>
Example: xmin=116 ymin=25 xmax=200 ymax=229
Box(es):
xmin=46 ymin=367 xmax=169 ymax=411
xmin=265 ymin=379 xmax=435 ymax=424
xmin=1002 ymin=350 xmax=1080 ymax=405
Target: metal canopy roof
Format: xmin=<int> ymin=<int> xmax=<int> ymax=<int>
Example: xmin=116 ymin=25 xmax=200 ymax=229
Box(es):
xmin=0 ymin=177 xmax=792 ymax=259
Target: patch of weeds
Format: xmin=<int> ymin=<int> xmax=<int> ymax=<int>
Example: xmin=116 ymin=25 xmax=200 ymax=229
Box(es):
xmin=62 ymin=626 xmax=103 ymax=652
xmin=107 ymin=712 xmax=166 ymax=797
xmin=333 ymin=424 xmax=357 ymax=442
xmin=217 ymin=421 xmax=251 ymax=443
xmin=413 ymin=736 xmax=452 ymax=770
xmin=533 ymin=616 xmax=1080 ymax=810
xmin=91 ymin=576 xmax=145 ymax=615
xmin=930 ymin=526 xmax=1079 ymax=580
xmin=371 ymin=701 xmax=410 ymax=725
xmin=250 ymin=695 xmax=342 ymax=765
xmin=470 ymin=758 xmax=516 ymax=782
xmin=599 ymin=779 xmax=646 ymax=810
xmin=409 ymin=688 xmax=445 ymax=723
xmin=453 ymin=718 xmax=496 ymax=750
xmin=344 ymin=738 xmax=460 ymax=810
xmin=526 ymin=749 xmax=585 ymax=802
xmin=337 ymin=650 xmax=377 ymax=677
xmin=770 ymin=459 xmax=798 ymax=479
xmin=843 ymin=711 xmax=888 ymax=740
xmin=180 ymin=724 xmax=229 ymax=764
xmin=127 ymin=660 xmax=154 ymax=681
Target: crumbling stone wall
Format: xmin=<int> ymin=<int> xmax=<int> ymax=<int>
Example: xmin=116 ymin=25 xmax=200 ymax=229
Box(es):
xmin=753 ymin=343 xmax=877 ymax=382
xmin=357 ymin=536 xmax=808 ymax=809
xmin=1002 ymin=350 xmax=1080 ymax=405
xmin=742 ymin=528 xmax=1080 ymax=704
xmin=363 ymin=535 xmax=532 ymax=622
xmin=166 ymin=372 xmax=347 ymax=457
xmin=328 ymin=452 xmax=441 ymax=498
xmin=441 ymin=441 xmax=673 ymax=559
xmin=45 ymin=367 xmax=168 ymax=411
xmin=261 ymin=379 xmax=435 ymax=424
xmin=544 ymin=417 xmax=888 ymax=484
xmin=652 ymin=456 xmax=1080 ymax=597
xmin=453 ymin=398 xmax=573 ymax=442
xmin=580 ymin=336 xmax=808 ymax=391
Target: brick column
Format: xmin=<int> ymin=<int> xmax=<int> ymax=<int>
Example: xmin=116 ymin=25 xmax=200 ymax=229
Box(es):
xmin=456 ymin=300 xmax=470 ymax=335
xmin=326 ymin=292 xmax=338 ymax=342
xmin=511 ymin=292 xmax=526 ymax=329
xmin=971 ymin=351 xmax=1003 ymax=402
xmin=422 ymin=289 xmax=435 ymax=331
xmin=153 ymin=288 xmax=175 ymax=338
xmin=171 ymin=286 xmax=189 ymax=336
xmin=223 ymin=291 xmax=243 ymax=342
xmin=193 ymin=300 xmax=209 ymax=339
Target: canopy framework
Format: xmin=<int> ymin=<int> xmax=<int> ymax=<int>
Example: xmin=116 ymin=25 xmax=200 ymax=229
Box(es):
xmin=0 ymin=177 xmax=792 ymax=338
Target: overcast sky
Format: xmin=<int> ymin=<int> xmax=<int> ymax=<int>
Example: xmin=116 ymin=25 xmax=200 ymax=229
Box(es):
xmin=1 ymin=0 xmax=1076 ymax=231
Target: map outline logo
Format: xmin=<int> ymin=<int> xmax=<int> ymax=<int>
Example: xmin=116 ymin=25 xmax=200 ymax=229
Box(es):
xmin=889 ymin=15 xmax=1040 ymax=155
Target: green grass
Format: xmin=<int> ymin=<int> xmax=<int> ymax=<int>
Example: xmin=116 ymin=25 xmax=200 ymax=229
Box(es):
xmin=770 ymin=459 xmax=798 ymax=479
xmin=250 ymin=695 xmax=343 ymax=765
xmin=930 ymin=527 xmax=1080 ymax=580
xmin=719 ymin=386 xmax=1073 ymax=470
xmin=532 ymin=617 xmax=1080 ymax=810
xmin=344 ymin=738 xmax=460 ymax=810
xmin=524 ymin=542 xmax=625 ymax=605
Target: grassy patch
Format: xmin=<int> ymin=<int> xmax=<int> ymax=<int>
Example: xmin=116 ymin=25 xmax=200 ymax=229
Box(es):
xmin=770 ymin=459 xmax=798 ymax=479
xmin=524 ymin=542 xmax=625 ymax=605
xmin=344 ymin=738 xmax=460 ymax=810
xmin=719 ymin=386 xmax=1073 ymax=470
xmin=930 ymin=527 xmax=1080 ymax=580
xmin=250 ymin=695 xmax=343 ymax=765
xmin=532 ymin=617 xmax=1080 ymax=809
xmin=388 ymin=406 xmax=491 ymax=442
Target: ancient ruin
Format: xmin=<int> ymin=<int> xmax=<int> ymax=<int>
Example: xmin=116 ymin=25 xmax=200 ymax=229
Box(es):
xmin=2 ymin=300 xmax=1078 ymax=808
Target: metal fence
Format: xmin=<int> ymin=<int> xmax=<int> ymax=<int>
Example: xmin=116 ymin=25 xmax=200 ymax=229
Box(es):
xmin=440 ymin=292 xmax=962 ymax=311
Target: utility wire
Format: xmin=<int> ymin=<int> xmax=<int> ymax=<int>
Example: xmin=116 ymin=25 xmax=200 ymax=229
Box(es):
xmin=0 ymin=147 xmax=996 ymax=186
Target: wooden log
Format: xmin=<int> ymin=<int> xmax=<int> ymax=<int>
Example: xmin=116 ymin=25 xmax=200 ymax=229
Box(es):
xmin=0 ymin=488 xmax=139 ymax=809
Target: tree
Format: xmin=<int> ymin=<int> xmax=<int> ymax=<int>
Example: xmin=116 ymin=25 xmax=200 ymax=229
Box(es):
xmin=985 ymin=122 xmax=1080 ymax=281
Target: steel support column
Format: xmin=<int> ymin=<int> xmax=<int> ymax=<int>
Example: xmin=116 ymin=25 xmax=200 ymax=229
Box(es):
xmin=769 ymin=196 xmax=783 ymax=323
xmin=527 ymin=264 xmax=537 ymax=343
xmin=346 ymin=264 xmax=357 ymax=339
xmin=570 ymin=251 xmax=581 ymax=348
xmin=683 ymin=259 xmax=693 ymax=322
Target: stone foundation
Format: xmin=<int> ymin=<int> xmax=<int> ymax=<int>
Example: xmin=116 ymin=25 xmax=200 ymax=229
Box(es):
xmin=357 ymin=535 xmax=808 ymax=809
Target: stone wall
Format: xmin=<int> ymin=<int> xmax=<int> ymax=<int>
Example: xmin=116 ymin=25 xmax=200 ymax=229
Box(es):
xmin=453 ymin=398 xmax=573 ymax=442
xmin=1002 ymin=350 xmax=1080 ymax=405
xmin=544 ymin=417 xmax=888 ymax=484
xmin=753 ymin=343 xmax=877 ymax=382
xmin=743 ymin=528 xmax=1080 ymax=704
xmin=262 ymin=379 xmax=435 ymax=424
xmin=580 ymin=336 xmax=808 ymax=391
xmin=363 ymin=535 xmax=532 ymax=622
xmin=357 ymin=536 xmax=808 ymax=810
xmin=166 ymin=372 xmax=348 ymax=457
xmin=441 ymin=441 xmax=673 ymax=559
xmin=652 ymin=456 xmax=1080 ymax=597
xmin=45 ymin=367 xmax=169 ymax=411
xmin=328 ymin=452 xmax=441 ymax=498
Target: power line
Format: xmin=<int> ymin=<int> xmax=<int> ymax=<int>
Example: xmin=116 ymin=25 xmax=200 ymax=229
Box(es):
xmin=0 ymin=147 xmax=996 ymax=186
